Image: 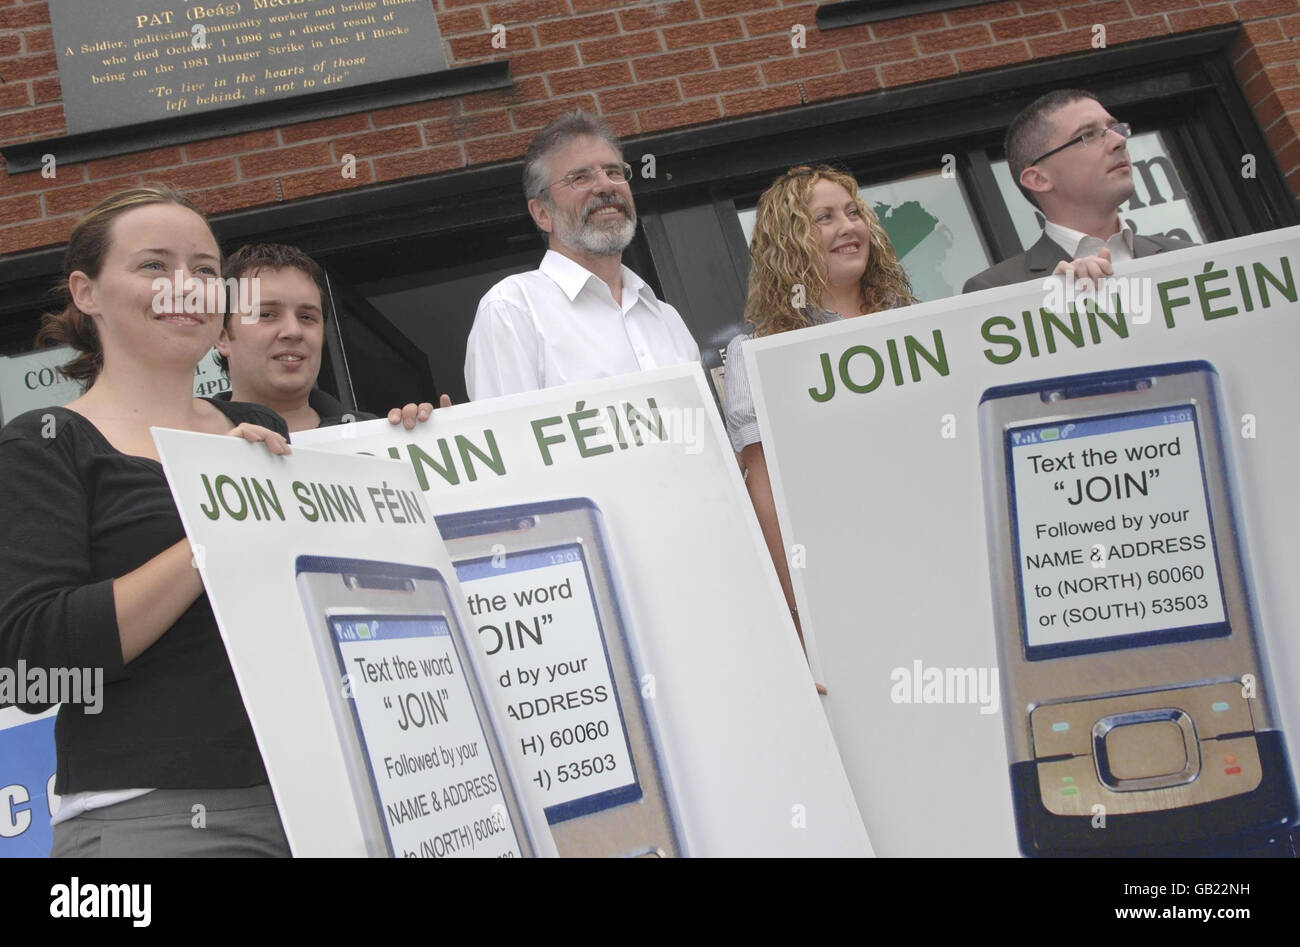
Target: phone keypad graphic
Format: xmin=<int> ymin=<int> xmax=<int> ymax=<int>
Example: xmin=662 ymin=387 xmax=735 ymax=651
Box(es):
xmin=980 ymin=364 xmax=1298 ymax=856
xmin=1009 ymin=407 xmax=1268 ymax=819
xmin=1028 ymin=682 xmax=1261 ymax=815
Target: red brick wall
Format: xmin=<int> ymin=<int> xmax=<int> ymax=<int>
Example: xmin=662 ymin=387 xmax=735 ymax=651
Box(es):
xmin=0 ymin=0 xmax=1296 ymax=254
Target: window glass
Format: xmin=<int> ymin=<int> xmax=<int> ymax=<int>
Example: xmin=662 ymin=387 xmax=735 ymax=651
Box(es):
xmin=347 ymin=247 xmax=544 ymax=407
xmin=737 ymin=169 xmax=992 ymax=302
xmin=991 ymin=130 xmax=1207 ymax=248
xmin=0 ymin=346 xmax=228 ymax=425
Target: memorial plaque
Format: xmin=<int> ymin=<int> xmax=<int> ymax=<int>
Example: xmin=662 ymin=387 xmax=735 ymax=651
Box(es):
xmin=48 ymin=0 xmax=449 ymax=135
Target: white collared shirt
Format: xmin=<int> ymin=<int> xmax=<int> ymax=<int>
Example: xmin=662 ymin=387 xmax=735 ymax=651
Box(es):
xmin=465 ymin=249 xmax=701 ymax=400
xmin=50 ymin=788 xmax=154 ymax=825
xmin=1043 ymin=219 xmax=1135 ymax=264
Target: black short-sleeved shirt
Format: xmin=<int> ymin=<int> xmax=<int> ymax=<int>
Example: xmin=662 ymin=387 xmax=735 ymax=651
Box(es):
xmin=214 ymin=388 xmax=378 ymax=427
xmin=0 ymin=399 xmax=288 ymax=793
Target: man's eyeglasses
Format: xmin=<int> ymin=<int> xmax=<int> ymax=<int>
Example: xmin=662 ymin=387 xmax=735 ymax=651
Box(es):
xmin=547 ymin=162 xmax=634 ymax=192
xmin=1029 ymin=122 xmax=1132 ymax=166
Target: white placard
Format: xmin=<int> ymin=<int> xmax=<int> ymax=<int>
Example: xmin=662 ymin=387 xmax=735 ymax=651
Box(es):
xmin=154 ymin=432 xmax=544 ymax=857
xmin=746 ymin=228 xmax=1300 ymax=856
xmin=296 ymin=364 xmax=872 ymax=856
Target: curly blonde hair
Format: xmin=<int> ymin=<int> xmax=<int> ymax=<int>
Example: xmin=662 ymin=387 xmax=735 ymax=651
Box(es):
xmin=744 ymin=166 xmax=916 ymax=338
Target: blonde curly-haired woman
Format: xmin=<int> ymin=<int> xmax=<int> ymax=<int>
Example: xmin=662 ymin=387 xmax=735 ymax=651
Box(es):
xmin=725 ymin=166 xmax=917 ymax=658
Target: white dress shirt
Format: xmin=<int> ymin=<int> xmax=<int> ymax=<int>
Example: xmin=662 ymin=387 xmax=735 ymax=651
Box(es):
xmin=465 ymin=249 xmax=701 ymax=400
xmin=50 ymin=788 xmax=154 ymax=826
xmin=1043 ymin=219 xmax=1135 ymax=264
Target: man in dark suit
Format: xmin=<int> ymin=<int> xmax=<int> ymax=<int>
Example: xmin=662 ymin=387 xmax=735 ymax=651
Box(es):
xmin=964 ymin=89 xmax=1193 ymax=293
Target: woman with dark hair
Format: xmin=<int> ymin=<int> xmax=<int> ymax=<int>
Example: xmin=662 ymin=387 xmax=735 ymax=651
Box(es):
xmin=725 ymin=166 xmax=917 ymax=652
xmin=0 ymin=186 xmax=293 ymax=856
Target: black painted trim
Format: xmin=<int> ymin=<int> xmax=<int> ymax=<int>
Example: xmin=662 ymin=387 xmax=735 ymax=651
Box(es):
xmin=320 ymin=269 xmax=358 ymax=414
xmin=960 ymin=148 xmax=1023 ymax=261
xmin=1201 ymin=51 xmax=1300 ymax=233
xmin=818 ymin=0 xmax=989 ymax=31
xmin=0 ymin=62 xmax=511 ymax=173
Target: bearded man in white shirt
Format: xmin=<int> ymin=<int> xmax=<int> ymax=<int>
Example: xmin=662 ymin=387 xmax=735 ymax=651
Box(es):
xmin=964 ymin=89 xmax=1194 ymax=293
xmin=465 ymin=111 xmax=700 ymax=400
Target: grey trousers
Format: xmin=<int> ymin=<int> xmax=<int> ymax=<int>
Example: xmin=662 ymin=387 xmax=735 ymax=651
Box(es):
xmin=51 ymin=785 xmax=291 ymax=858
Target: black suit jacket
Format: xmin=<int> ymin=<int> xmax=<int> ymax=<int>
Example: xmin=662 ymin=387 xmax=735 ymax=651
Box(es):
xmin=962 ymin=232 xmax=1195 ymax=293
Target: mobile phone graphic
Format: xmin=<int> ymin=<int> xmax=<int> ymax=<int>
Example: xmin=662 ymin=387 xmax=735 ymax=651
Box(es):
xmin=978 ymin=362 xmax=1298 ymax=857
xmin=295 ymin=556 xmax=536 ymax=858
xmin=435 ymin=499 xmax=684 ymax=857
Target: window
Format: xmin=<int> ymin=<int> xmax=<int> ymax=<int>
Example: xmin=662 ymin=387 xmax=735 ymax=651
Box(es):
xmin=738 ymin=168 xmax=994 ymax=303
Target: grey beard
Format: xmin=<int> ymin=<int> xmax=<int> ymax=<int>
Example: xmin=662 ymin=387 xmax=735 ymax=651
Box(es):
xmin=572 ymin=215 xmax=635 ymax=255
xmin=552 ymin=194 xmax=637 ymax=256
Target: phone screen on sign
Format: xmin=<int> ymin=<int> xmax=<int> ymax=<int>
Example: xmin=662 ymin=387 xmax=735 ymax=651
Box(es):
xmin=328 ymin=614 xmax=523 ymax=858
xmin=454 ymin=544 xmax=642 ymax=823
xmin=1007 ymin=406 xmax=1229 ymax=659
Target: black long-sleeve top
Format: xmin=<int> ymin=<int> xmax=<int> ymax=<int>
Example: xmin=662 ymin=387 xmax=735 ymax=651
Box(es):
xmin=0 ymin=400 xmax=287 ymax=793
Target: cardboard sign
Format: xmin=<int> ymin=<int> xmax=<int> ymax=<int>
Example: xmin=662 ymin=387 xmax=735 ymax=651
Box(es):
xmin=746 ymin=228 xmax=1300 ymax=856
xmin=296 ymin=364 xmax=872 ymax=856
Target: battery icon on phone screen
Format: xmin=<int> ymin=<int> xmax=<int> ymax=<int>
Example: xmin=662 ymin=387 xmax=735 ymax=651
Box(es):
xmin=1040 ymin=428 xmax=1060 ymax=441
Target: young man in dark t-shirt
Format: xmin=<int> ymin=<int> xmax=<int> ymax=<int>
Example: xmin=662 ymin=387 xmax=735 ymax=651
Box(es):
xmin=215 ymin=243 xmax=445 ymax=432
